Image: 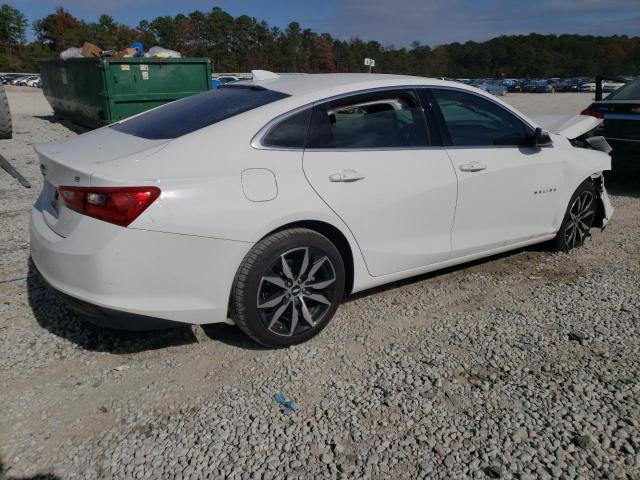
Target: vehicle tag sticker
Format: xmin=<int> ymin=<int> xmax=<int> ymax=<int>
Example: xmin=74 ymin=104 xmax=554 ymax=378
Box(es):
xmin=121 ymin=64 xmax=130 ymax=71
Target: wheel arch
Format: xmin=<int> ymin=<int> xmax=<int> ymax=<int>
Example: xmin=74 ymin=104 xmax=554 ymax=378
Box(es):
xmin=556 ymin=173 xmax=609 ymax=234
xmin=261 ymin=220 xmax=355 ymax=296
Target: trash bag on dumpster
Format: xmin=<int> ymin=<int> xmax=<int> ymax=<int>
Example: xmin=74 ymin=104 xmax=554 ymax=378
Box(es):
xmin=59 ymin=47 xmax=83 ymax=60
xmin=144 ymin=46 xmax=181 ymax=58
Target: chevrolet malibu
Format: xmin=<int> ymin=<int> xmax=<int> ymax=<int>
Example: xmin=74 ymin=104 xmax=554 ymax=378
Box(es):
xmin=31 ymin=72 xmax=614 ymax=347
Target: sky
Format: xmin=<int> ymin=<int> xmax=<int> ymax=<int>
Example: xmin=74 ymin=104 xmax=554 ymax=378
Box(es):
xmin=9 ymin=0 xmax=640 ymax=46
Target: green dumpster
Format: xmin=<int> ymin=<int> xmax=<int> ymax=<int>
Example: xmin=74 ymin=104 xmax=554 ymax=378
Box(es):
xmin=38 ymin=57 xmax=211 ymax=129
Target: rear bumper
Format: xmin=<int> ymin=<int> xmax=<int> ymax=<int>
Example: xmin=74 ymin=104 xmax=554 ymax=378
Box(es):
xmin=33 ymin=263 xmax=185 ymax=330
xmin=30 ymin=202 xmax=252 ymax=328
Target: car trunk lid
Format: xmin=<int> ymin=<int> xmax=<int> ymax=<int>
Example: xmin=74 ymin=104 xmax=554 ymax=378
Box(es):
xmin=35 ymin=128 xmax=169 ymax=237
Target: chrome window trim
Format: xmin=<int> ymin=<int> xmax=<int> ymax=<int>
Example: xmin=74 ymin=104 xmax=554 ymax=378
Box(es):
xmin=251 ymin=84 xmax=536 ymax=151
xmin=304 ymin=146 xmax=447 ymax=153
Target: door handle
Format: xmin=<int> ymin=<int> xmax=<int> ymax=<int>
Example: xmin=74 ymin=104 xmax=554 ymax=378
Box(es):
xmin=459 ymin=162 xmax=487 ymax=172
xmin=329 ymin=169 xmax=366 ymax=182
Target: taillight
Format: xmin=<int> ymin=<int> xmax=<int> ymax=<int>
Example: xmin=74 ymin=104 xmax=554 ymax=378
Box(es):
xmin=580 ymin=109 xmax=604 ymax=119
xmin=58 ymin=186 xmax=161 ymax=227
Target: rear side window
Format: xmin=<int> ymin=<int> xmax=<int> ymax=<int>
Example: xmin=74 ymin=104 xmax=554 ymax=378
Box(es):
xmin=111 ymin=85 xmax=289 ymax=140
xmin=432 ymin=89 xmax=532 ymax=146
xmin=306 ymin=89 xmax=430 ymax=149
xmin=262 ymin=108 xmax=312 ymax=148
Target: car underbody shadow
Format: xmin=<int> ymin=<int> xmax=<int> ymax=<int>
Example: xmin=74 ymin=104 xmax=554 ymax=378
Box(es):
xmin=0 ymin=456 xmax=61 ymax=480
xmin=198 ymin=323 xmax=268 ymax=350
xmin=344 ymin=243 xmax=549 ymax=304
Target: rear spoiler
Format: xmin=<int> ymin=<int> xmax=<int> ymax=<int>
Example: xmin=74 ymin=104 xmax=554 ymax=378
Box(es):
xmin=594 ymin=75 xmax=629 ymax=101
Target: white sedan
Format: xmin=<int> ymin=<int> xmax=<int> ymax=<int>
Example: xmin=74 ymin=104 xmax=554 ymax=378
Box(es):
xmin=30 ymin=72 xmax=614 ymax=347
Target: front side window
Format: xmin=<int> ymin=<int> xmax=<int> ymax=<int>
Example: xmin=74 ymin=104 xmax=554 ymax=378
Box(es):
xmin=432 ymin=89 xmax=532 ymax=146
xmin=112 ymin=85 xmax=289 ymax=140
xmin=306 ymin=89 xmax=430 ymax=149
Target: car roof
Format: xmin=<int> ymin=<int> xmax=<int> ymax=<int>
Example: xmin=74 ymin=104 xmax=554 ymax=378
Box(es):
xmin=234 ymin=73 xmax=471 ymax=98
xmin=217 ymin=72 xmax=539 ymax=136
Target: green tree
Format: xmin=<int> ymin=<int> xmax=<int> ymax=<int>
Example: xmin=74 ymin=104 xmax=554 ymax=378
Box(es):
xmin=2 ymin=4 xmax=640 ymax=77
xmin=0 ymin=4 xmax=27 ymax=57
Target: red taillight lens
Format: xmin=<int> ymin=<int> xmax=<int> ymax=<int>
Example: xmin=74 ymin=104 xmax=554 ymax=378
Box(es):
xmin=58 ymin=186 xmax=161 ymax=227
xmin=580 ymin=109 xmax=604 ymax=119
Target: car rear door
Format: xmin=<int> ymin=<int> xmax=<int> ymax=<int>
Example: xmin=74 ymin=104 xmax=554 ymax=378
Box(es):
xmin=428 ymin=87 xmax=564 ymax=257
xmin=302 ymin=88 xmax=458 ymax=277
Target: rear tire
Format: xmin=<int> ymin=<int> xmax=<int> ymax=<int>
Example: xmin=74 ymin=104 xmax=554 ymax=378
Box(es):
xmin=553 ymin=181 xmax=597 ymax=252
xmin=231 ymin=228 xmax=345 ymax=348
xmin=0 ymin=84 xmax=12 ymax=139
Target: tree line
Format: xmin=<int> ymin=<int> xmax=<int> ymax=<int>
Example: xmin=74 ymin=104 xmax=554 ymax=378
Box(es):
xmin=1 ymin=4 xmax=639 ymax=77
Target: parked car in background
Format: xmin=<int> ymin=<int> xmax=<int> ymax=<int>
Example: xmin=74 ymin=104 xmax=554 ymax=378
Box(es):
xmin=555 ymin=78 xmax=588 ymax=92
xmin=523 ymin=79 xmax=557 ymax=93
xmin=26 ymin=75 xmax=41 ymax=87
xmin=502 ymin=79 xmax=522 ymax=92
xmin=581 ymin=78 xmax=640 ymax=158
xmin=12 ymin=75 xmax=38 ymax=86
xmin=1 ymin=73 xmax=24 ymax=84
xmin=216 ymin=75 xmax=241 ymax=84
xmin=472 ymin=80 xmax=507 ymax=96
xmin=30 ymin=72 xmax=613 ymax=347
xmin=602 ymin=81 xmax=626 ymax=93
xmin=212 ymin=74 xmax=252 ymax=89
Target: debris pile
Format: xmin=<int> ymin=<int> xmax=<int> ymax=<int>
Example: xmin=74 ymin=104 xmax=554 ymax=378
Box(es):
xmin=59 ymin=42 xmax=181 ymax=60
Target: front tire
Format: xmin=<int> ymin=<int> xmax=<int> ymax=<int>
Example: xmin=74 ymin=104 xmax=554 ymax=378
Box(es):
xmin=553 ymin=181 xmax=597 ymax=252
xmin=231 ymin=228 xmax=345 ymax=348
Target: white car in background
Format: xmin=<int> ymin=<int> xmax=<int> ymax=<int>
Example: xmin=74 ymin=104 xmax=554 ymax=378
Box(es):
xmin=25 ymin=76 xmax=41 ymax=87
xmin=30 ymin=72 xmax=614 ymax=347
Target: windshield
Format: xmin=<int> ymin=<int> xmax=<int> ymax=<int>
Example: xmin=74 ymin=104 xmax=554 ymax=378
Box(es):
xmin=605 ymin=79 xmax=640 ymax=101
xmin=111 ymin=85 xmax=289 ymax=140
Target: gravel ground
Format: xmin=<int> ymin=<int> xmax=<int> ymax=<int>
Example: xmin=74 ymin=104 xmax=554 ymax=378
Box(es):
xmin=0 ymin=86 xmax=638 ymax=479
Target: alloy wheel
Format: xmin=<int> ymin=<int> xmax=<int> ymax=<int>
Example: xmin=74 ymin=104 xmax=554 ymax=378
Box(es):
xmin=256 ymin=247 xmax=337 ymax=337
xmin=564 ymin=191 xmax=595 ymax=249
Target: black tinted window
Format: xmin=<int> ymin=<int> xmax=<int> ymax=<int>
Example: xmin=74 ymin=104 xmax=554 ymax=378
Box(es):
xmin=433 ymin=89 xmax=531 ymax=146
xmin=307 ymin=90 xmax=429 ymax=149
xmin=606 ymin=78 xmax=640 ymax=100
xmin=263 ymin=108 xmax=312 ymax=148
xmin=112 ymin=85 xmax=289 ymax=139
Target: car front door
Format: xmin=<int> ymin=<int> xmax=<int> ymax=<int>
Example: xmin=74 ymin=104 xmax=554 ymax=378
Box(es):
xmin=302 ymin=88 xmax=458 ymax=277
xmin=429 ymin=88 xmax=564 ymax=257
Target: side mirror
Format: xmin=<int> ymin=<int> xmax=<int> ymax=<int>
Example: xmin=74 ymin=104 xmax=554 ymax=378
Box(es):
xmin=532 ymin=127 xmax=553 ymax=147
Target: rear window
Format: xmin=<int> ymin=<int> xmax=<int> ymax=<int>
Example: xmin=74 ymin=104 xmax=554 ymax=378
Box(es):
xmin=606 ymin=79 xmax=640 ymax=101
xmin=111 ymin=85 xmax=289 ymax=139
